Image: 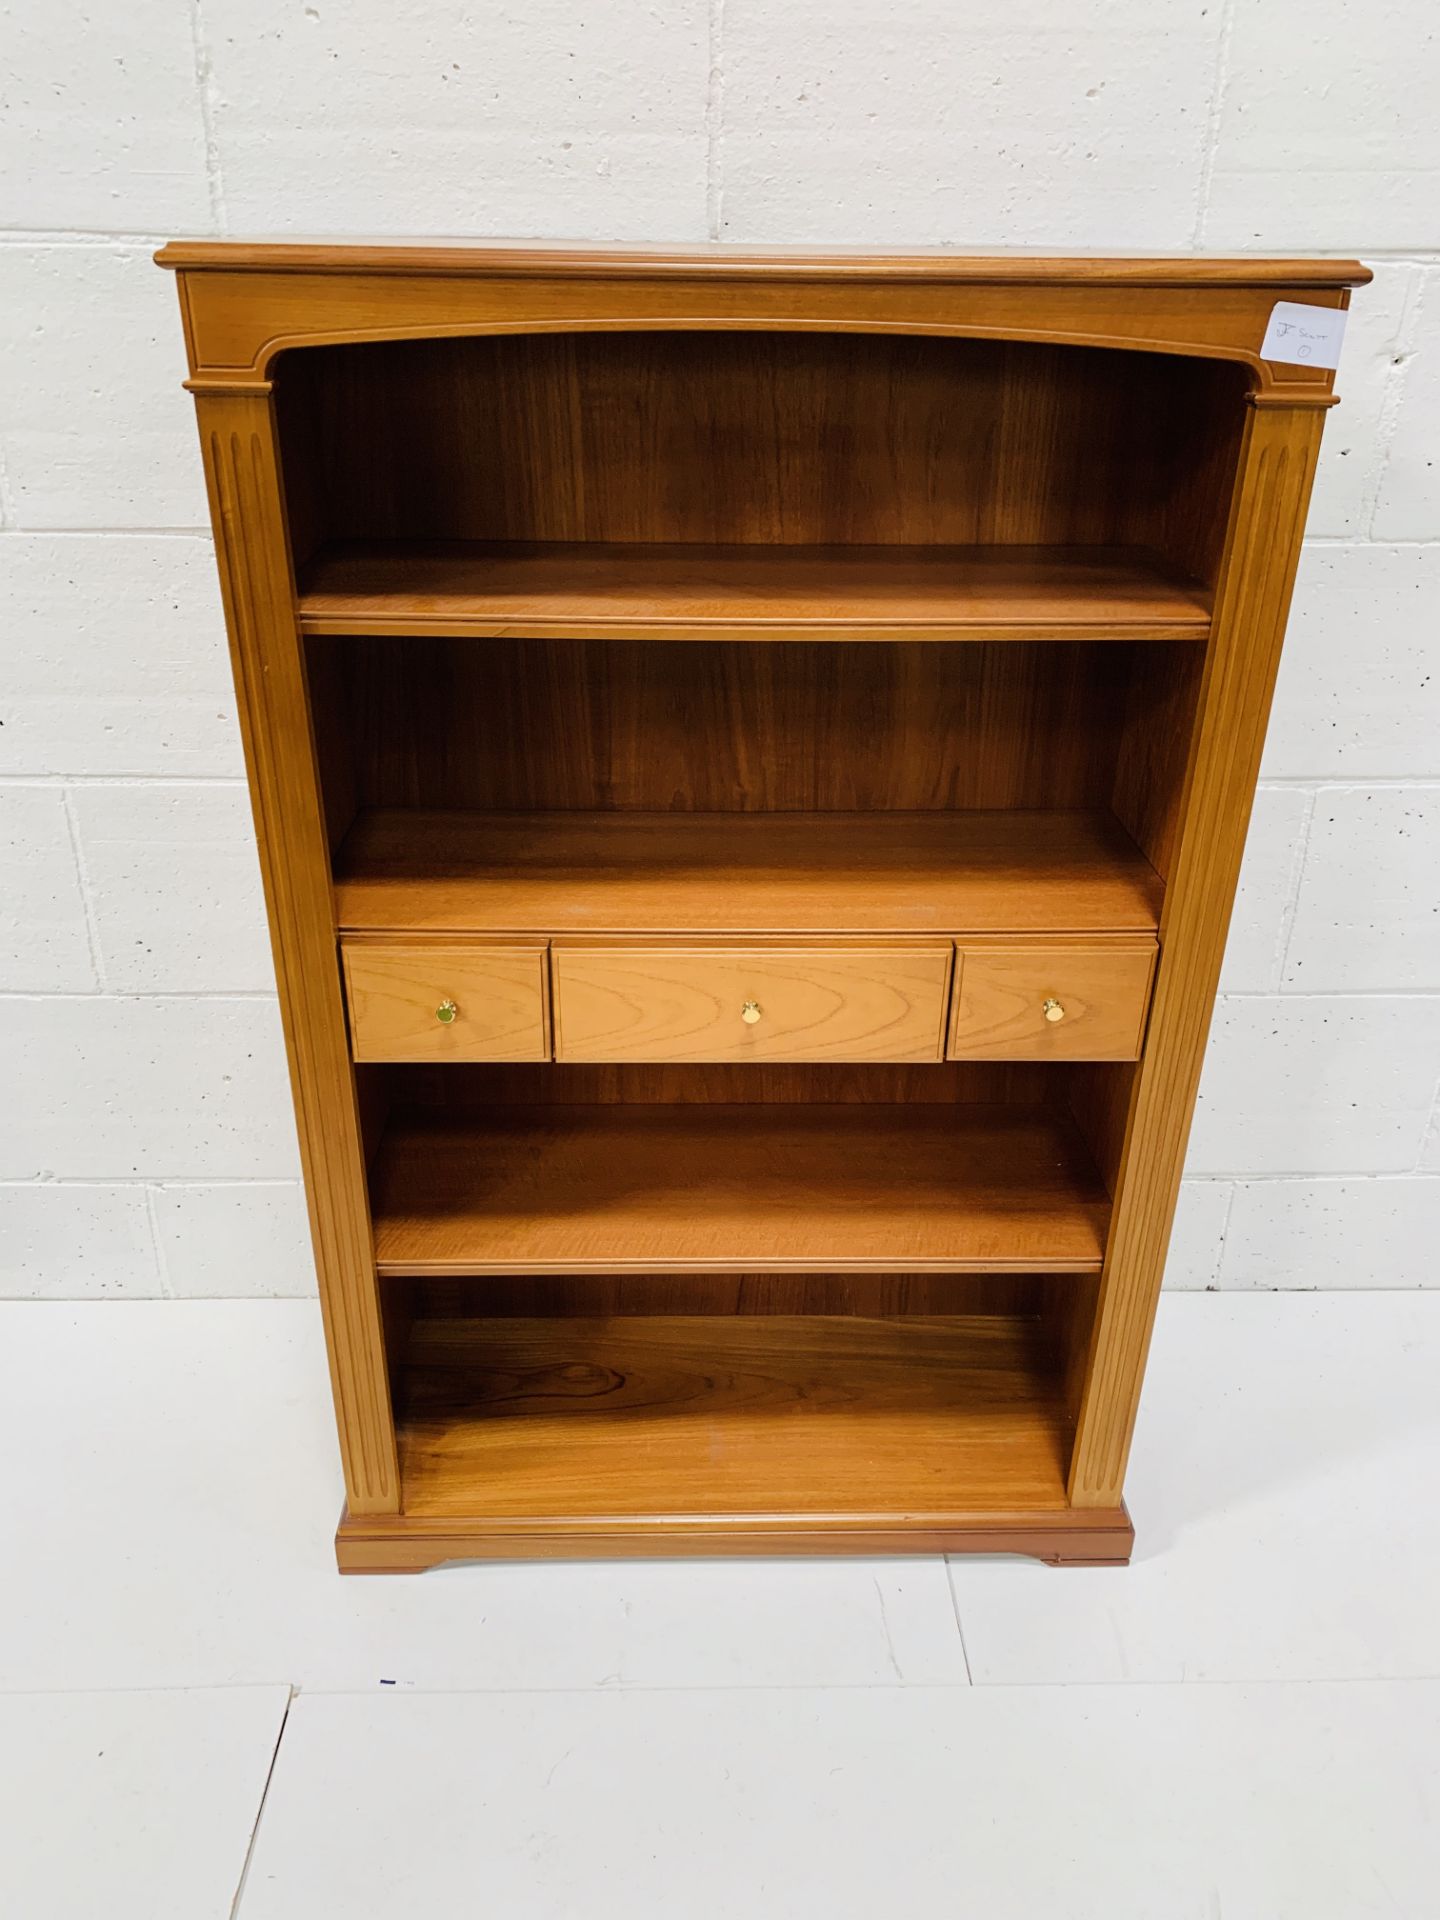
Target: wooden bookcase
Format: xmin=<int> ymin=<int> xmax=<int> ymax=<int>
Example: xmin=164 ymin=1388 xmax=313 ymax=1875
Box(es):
xmin=158 ymin=243 xmax=1367 ymax=1570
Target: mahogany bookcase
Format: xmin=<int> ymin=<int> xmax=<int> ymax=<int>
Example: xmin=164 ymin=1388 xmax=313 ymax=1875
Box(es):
xmin=158 ymin=243 xmax=1367 ymax=1571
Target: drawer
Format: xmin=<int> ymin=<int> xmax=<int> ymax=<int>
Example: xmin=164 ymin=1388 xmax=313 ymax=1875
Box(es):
xmin=552 ymin=944 xmax=952 ymax=1063
xmin=947 ymin=940 xmax=1157 ymax=1061
xmin=342 ymin=942 xmax=550 ymax=1063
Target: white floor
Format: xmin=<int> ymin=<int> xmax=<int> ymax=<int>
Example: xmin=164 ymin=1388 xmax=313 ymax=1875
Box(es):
xmin=3 ymin=1294 xmax=1438 ymax=1916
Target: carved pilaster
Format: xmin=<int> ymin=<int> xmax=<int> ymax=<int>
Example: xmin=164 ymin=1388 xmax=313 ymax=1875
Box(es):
xmin=196 ymin=391 xmax=399 ymax=1514
xmin=1069 ymin=402 xmax=1326 ymax=1506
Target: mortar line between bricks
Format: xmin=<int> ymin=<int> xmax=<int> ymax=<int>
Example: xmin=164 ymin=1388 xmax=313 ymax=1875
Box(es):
xmin=1193 ymin=0 xmax=1239 ymax=246
xmin=0 ymin=989 xmax=278 ymax=1001
xmin=0 ymin=231 xmax=173 ymax=247
xmin=187 ymin=0 xmax=228 ymax=233
xmin=1273 ymin=786 xmax=1320 ymax=992
xmin=2 ymin=776 xmax=249 ymax=790
xmin=58 ymin=788 xmax=109 ymax=994
xmin=1364 ymin=270 xmax=1431 ymax=540
xmin=1304 ymin=535 xmax=1440 ymax=549
xmin=0 ymin=1178 xmax=302 ymax=1190
xmin=1 ymin=228 xmax=1437 ymax=264
xmin=0 ymin=526 xmax=212 ymax=537
xmin=1414 ymin=1082 xmax=1440 ymax=1174
xmin=1192 ymin=1172 xmax=1440 ymax=1186
xmin=1309 ymin=249 xmax=1440 ymax=261
xmin=1217 ymin=989 xmax=1440 ymax=1001
xmin=1255 ymin=777 xmax=1440 ymax=789
xmin=1208 ymin=1179 xmax=1239 ymax=1287
xmin=1185 ymin=1175 xmax=1440 ymax=1187
xmin=141 ymin=1182 xmax=175 ymax=1300
xmin=0 ymin=440 xmax=17 ymax=529
xmin=704 ymin=0 xmax=727 ymax=240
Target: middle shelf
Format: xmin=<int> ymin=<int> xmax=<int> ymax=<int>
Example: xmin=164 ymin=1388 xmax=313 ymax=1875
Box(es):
xmin=369 ymin=1102 xmax=1111 ymax=1276
xmin=333 ymin=807 xmax=1164 ymax=936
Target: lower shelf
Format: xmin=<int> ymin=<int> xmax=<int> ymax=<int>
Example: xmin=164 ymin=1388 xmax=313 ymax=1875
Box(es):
xmin=369 ymin=1104 xmax=1110 ymax=1275
xmin=337 ymin=1310 xmax=1132 ymax=1569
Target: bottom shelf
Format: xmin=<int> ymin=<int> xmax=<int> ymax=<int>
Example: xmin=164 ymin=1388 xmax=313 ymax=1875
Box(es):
xmin=339 ymin=1304 xmax=1132 ymax=1563
xmin=381 ymin=1312 xmax=1082 ymax=1538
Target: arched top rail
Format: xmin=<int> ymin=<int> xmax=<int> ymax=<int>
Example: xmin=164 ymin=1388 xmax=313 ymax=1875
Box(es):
xmin=158 ymin=243 xmax=1367 ymax=408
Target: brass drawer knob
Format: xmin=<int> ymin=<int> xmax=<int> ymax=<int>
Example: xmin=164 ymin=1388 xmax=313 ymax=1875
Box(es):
xmin=741 ymin=1000 xmax=763 ymax=1025
xmin=435 ymin=997 xmax=459 ymax=1024
xmin=1042 ymin=997 xmax=1066 ymax=1024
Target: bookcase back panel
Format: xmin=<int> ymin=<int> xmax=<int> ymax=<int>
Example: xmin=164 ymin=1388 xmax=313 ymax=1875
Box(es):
xmin=331 ymin=636 xmax=1132 ymax=814
xmin=390 ymin=1269 xmax=1102 ymax=1437
xmin=275 ymin=330 xmax=1246 ymax=585
xmin=401 ymin=1270 xmax=1072 ymax=1316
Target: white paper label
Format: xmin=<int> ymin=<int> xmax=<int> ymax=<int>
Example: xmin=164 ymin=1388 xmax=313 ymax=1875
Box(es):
xmin=1261 ymin=301 xmax=1347 ymax=369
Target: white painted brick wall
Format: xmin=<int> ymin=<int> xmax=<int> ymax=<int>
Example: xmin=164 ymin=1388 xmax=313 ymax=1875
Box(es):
xmin=1 ymin=0 xmax=1436 ymax=1296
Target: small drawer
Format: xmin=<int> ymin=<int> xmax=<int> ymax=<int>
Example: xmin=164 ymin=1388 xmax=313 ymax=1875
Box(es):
xmin=947 ymin=939 xmax=1157 ymax=1061
xmin=342 ymin=941 xmax=550 ymax=1063
xmin=552 ymin=944 xmax=952 ymax=1063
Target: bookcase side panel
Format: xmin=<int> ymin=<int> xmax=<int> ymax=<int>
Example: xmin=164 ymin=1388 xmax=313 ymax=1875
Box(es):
xmin=194 ymin=386 xmax=400 ymax=1514
xmin=1068 ymin=401 xmax=1327 ymax=1508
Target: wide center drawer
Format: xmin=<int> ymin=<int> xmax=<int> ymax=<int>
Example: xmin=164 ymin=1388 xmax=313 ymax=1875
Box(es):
xmin=343 ymin=941 xmax=550 ymax=1062
xmin=552 ymin=944 xmax=953 ymax=1063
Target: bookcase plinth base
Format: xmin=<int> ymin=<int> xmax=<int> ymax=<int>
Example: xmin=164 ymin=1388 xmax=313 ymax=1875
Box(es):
xmin=334 ymin=1504 xmax=1134 ymax=1573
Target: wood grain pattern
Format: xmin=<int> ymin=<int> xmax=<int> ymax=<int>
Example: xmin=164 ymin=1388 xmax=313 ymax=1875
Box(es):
xmin=278 ymin=332 xmax=1241 ymax=583
xmin=1065 ymin=1063 xmax=1136 ymax=1199
xmin=1069 ymin=404 xmax=1328 ymax=1506
xmin=371 ymin=1104 xmax=1111 ymax=1276
xmin=333 ymin=810 xmax=1164 ymax=935
xmin=551 ymin=944 xmax=952 ymax=1064
xmin=948 ymin=939 xmax=1157 ymax=1062
xmin=194 ymin=392 xmax=398 ymax=1513
xmin=162 ymin=252 xmax=1360 ymax=424
xmin=404 ymin=1270 xmax=1081 ymax=1319
xmin=298 ymin=540 xmax=1211 ymax=642
xmin=1109 ymin=643 xmax=1208 ymax=881
xmin=392 ymin=1313 xmax=1071 ymax=1519
xmin=338 ymin=639 xmax=1133 ymax=816
xmin=342 ymin=941 xmax=550 ymax=1063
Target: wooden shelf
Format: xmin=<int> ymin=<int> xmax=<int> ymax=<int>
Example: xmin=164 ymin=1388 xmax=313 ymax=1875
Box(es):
xmin=334 ymin=808 xmax=1164 ymax=936
xmin=370 ymin=1104 xmax=1111 ymax=1276
xmin=392 ymin=1313 xmax=1072 ymax=1522
xmin=297 ymin=540 xmax=1213 ymax=642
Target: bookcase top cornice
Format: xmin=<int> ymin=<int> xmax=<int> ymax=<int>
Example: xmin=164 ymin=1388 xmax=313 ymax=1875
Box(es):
xmin=156 ymin=239 xmax=1370 ymax=289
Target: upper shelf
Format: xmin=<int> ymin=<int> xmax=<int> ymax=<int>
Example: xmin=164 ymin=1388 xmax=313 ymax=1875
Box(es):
xmin=296 ymin=541 xmax=1213 ymax=644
